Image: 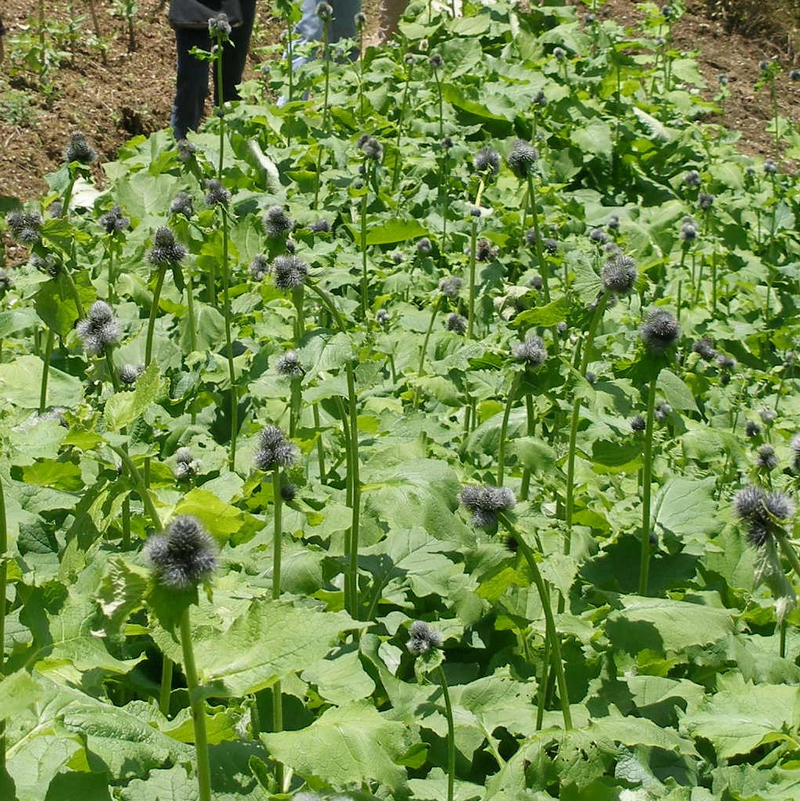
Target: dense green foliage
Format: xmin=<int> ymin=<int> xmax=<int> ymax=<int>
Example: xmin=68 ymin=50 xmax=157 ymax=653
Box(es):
xmin=2 ymin=1 xmax=800 ymax=800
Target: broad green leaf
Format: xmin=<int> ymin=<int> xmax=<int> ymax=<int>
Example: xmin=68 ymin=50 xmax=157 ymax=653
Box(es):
xmin=0 ymin=355 xmax=83 ymax=409
xmin=104 ymin=361 xmax=162 ymax=431
xmin=657 ymin=370 xmax=698 ymax=413
xmin=653 ymin=477 xmax=719 ymax=541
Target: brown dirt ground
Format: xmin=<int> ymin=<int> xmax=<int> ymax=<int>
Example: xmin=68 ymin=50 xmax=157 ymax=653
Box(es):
xmin=0 ymin=0 xmax=797 ymax=205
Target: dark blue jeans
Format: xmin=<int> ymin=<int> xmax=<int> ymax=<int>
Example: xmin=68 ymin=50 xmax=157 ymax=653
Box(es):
xmin=171 ymin=0 xmax=256 ymax=140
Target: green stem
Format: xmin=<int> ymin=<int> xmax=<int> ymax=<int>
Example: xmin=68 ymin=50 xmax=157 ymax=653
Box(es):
xmin=638 ymin=373 xmax=659 ymax=596
xmin=145 ymin=265 xmax=167 ymax=367
xmin=0 ymin=466 xmax=7 ymax=775
xmin=105 ymin=349 xmax=121 ymax=392
xmin=345 ymin=362 xmax=361 ymax=619
xmin=273 ymin=679 xmax=284 ymax=789
xmin=535 ymin=635 xmax=550 ymax=730
xmin=499 ymin=514 xmax=572 ymax=730
xmin=520 ymin=394 xmax=535 ymax=500
xmin=313 ymin=404 xmax=326 ymax=482
xmin=272 ymin=467 xmax=283 ymax=600
xmin=121 ymin=495 xmax=131 ymax=549
xmin=360 ymin=174 xmax=370 ymax=321
xmin=159 ymin=658 xmax=173 ymax=716
xmin=467 ymin=219 xmax=478 ymax=339
xmin=220 ymin=209 xmax=237 ymax=471
xmin=413 ymin=296 xmax=441 ymax=409
xmin=107 ymin=242 xmax=116 ymax=304
xmin=110 ymin=444 xmax=162 ymax=531
xmin=61 ymin=265 xmax=85 ymax=319
xmin=436 ymin=665 xmax=455 ymax=801
xmin=180 ymin=607 xmax=212 ymax=801
xmin=497 ymin=373 xmax=522 ymax=487
xmin=186 ymin=262 xmax=198 ymax=355
xmin=321 ymin=20 xmax=332 ymax=134
xmin=391 ymin=64 xmax=413 ymax=192
xmin=776 ymin=529 xmax=800 ymax=585
xmin=526 ymin=173 xmax=549 ymax=303
xmin=286 ymin=15 xmax=293 ymax=106
xmin=215 ymin=34 xmax=226 ymax=178
xmin=39 ymin=328 xmax=55 ymax=414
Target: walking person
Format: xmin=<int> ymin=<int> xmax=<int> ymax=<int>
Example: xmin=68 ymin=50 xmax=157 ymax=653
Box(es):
xmin=168 ymin=0 xmax=257 ymax=140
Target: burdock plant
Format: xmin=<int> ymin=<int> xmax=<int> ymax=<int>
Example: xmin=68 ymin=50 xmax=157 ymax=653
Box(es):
xmin=208 ymin=13 xmax=232 ymax=176
xmin=76 ymin=300 xmax=122 ymax=392
xmin=99 ymin=204 xmax=129 ymax=304
xmin=146 ymin=227 xmax=186 ymax=367
xmin=145 ymin=515 xmax=217 ymax=801
xmin=357 ymin=135 xmax=383 ymax=321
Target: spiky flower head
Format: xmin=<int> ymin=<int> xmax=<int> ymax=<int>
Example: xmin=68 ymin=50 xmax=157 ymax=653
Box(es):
xmin=310 ymin=219 xmax=331 ymax=234
xmin=590 ymin=228 xmax=609 ymax=244
xmin=264 ymin=205 xmax=293 ymax=238
xmin=733 ymin=485 xmax=795 ymax=548
xmin=64 ymin=131 xmax=97 ymax=165
xmin=439 ymin=276 xmax=463 ymax=299
xmin=249 ymin=254 xmax=269 ymax=282
xmin=473 ymin=146 xmax=501 ymax=177
xmin=553 ymin=46 xmax=566 ymax=59
xmin=745 ymin=420 xmax=762 ymax=438
xmin=459 ymin=485 xmax=516 ymax=529
xmin=0 ymin=268 xmax=14 ymax=293
xmin=640 ymin=308 xmax=679 ymax=353
xmin=100 ymin=205 xmax=130 ymax=234
xmin=601 ymin=254 xmax=637 ymax=295
xmin=680 ymin=220 xmax=698 ymax=241
xmin=759 ymin=59 xmax=771 ymax=71
xmin=534 ymin=89 xmax=547 ymax=106
xmin=417 ymin=237 xmax=432 ymax=256
xmin=49 ymin=200 xmax=63 ymax=219
xmin=254 ymin=425 xmax=297 ymax=471
xmin=149 ymin=226 xmax=186 ymax=265
xmin=170 ymin=192 xmax=194 ymax=217
xmin=692 ymin=337 xmax=716 ymax=361
xmin=120 ymin=363 xmax=144 ymax=386
xmin=607 ymin=214 xmax=620 ymax=230
xmin=790 ymin=69 xmax=800 ymax=82
xmin=354 ymin=10 xmax=367 ymax=27
xmin=631 ymin=414 xmax=646 ymax=432
xmin=145 ymin=515 xmax=218 ymax=589
xmin=716 ymin=353 xmax=735 ymax=371
xmin=506 ymin=139 xmax=539 ymax=179
xmin=407 ymin=620 xmax=443 ymax=655
xmin=175 ymin=447 xmax=201 ymax=480
xmin=684 ymin=170 xmax=701 ymax=186
xmin=763 ymin=158 xmax=778 ymax=174
xmin=544 ymin=238 xmax=558 ymax=254
xmin=316 ymin=2 xmax=333 ymax=20
xmin=376 ymin=308 xmax=389 ymax=326
xmin=6 ymin=211 xmax=43 ymax=245
xmin=476 ymin=238 xmax=496 ymax=262
xmin=756 ymin=444 xmax=778 ymax=471
xmin=513 ymin=335 xmax=547 ymax=367
xmin=429 ymin=53 xmax=443 ymax=69
xmin=276 ymin=350 xmax=303 ymax=377
xmin=204 ymin=179 xmax=230 ymax=207
xmin=177 ymin=139 xmax=198 ymax=162
xmin=208 ymin=12 xmax=232 ymax=37
xmin=698 ymin=192 xmax=715 ymax=211
xmin=790 ymin=434 xmax=800 ymax=470
xmin=447 ymin=313 xmax=467 ymax=335
xmin=760 ymin=407 xmax=777 ymax=424
xmin=280 ymin=482 xmax=298 ymax=502
xmin=655 ymin=401 xmax=672 ymax=422
xmin=75 ymin=300 xmax=122 ymax=356
xmin=358 ymin=134 xmax=384 ymax=161
xmin=272 ymin=255 xmax=308 ymax=290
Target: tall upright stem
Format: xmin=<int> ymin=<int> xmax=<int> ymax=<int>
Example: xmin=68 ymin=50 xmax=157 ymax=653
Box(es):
xmin=436 ymin=665 xmax=455 ymax=801
xmin=360 ymin=171 xmax=370 ymax=321
xmin=638 ymin=373 xmax=659 ymax=596
xmin=497 ymin=373 xmax=522 ymax=487
xmin=526 ymin=173 xmax=549 ymax=303
xmin=38 ymin=328 xmax=55 ymax=414
xmin=345 ymin=363 xmax=361 ymax=619
xmin=145 ymin=265 xmax=167 ymax=367
xmin=466 ymin=178 xmax=486 ymax=339
xmin=214 ymin=35 xmax=226 ymax=178
xmin=220 ymin=209 xmax=237 ymax=471
xmin=272 ymin=467 xmax=283 ymax=601
xmin=413 ymin=297 xmax=441 ymax=409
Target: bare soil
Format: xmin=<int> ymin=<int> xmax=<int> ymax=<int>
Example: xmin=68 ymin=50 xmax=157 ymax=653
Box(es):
xmin=0 ymin=0 xmax=797 ymax=205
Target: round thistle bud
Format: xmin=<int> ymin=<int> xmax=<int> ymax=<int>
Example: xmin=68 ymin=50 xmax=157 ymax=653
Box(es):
xmin=544 ymin=238 xmax=558 ymax=254
xmin=745 ymin=420 xmax=762 ymax=438
xmin=759 ymin=59 xmax=771 ymax=71
xmin=316 ymin=2 xmax=333 ymax=20
xmin=49 ymin=200 xmax=63 ymax=219
xmin=506 ymin=139 xmax=539 ymax=179
xmin=534 ymin=89 xmax=547 ymax=106
xmin=446 ymin=313 xmax=467 ymax=335
xmin=683 ymin=170 xmax=701 ymax=186
xmin=790 ymin=69 xmax=800 ymax=81
xmin=716 ymin=353 xmax=735 ymax=371
xmin=428 ymin=53 xmax=443 ymax=69
xmin=417 ymin=237 xmax=432 ymax=256
xmin=733 ymin=485 xmax=767 ymax=521
xmin=473 ymin=146 xmax=501 ymax=177
xmin=513 ymin=335 xmax=547 ymax=366
xmin=64 ymin=131 xmax=97 ymax=165
xmin=756 ymin=444 xmax=778 ymax=470
xmin=249 ymin=254 xmax=269 ymax=282
xmin=174 ymin=447 xmax=200 ymax=480
xmin=588 ymin=226 xmax=608 ymax=243
xmin=75 ymin=301 xmax=122 ymax=356
xmin=631 ymin=414 xmax=646 ymax=432
xmin=254 ymin=425 xmax=297 ymax=471
xmin=717 ymin=73 xmax=728 ymax=86
xmin=698 ymin=192 xmax=715 ymax=211
xmin=204 ymin=179 xmax=230 ymax=207
xmin=280 ymin=482 xmax=298 ymax=502
xmin=441 ymin=136 xmax=454 ymax=150
xmin=0 ymin=268 xmax=14 ymax=293
xmin=760 ymin=408 xmax=777 ymax=424
xmin=177 ymin=139 xmax=198 ymax=162
xmin=459 ymin=485 xmax=516 ymax=529
xmin=528 ymin=275 xmax=543 ymax=290
xmin=680 ymin=221 xmax=698 ymax=241
xmin=765 ymin=491 xmax=794 ymax=522
xmin=149 ymin=226 xmax=186 ymax=265
xmin=358 ymin=135 xmax=384 ymax=161
xmin=276 ymin=350 xmax=303 ymax=377
xmin=100 ymin=205 xmax=130 ymax=234
xmin=208 ymin=12 xmax=232 ymax=37
xmin=640 ymin=308 xmax=679 ymax=353
xmin=263 ymin=205 xmax=293 ymax=238
xmin=120 ymin=363 xmax=144 ymax=386
xmin=553 ymin=46 xmax=566 ymax=59
xmin=170 ymin=192 xmax=194 ymax=217
xmin=439 ymin=276 xmax=463 ymax=299
xmin=763 ymin=158 xmax=778 ymax=175
xmin=601 ymin=254 xmax=637 ymax=295
xmin=662 ymin=3 xmax=673 ymax=17
xmin=271 ymin=255 xmax=308 ymax=290
xmin=309 ymin=219 xmax=331 ymax=234
xmin=145 ymin=515 xmax=218 ymax=589
xmin=6 ymin=210 xmax=43 ymax=246
xmin=376 ymin=308 xmax=389 ymax=326
xmin=655 ymin=401 xmax=672 ymax=422
xmin=607 ymin=214 xmax=620 ymax=230
xmin=692 ymin=338 xmax=716 ymax=361
xmin=790 ymin=433 xmax=800 ymax=470
xmin=354 ymin=11 xmax=367 ymax=28
xmin=407 ymin=620 xmax=443 ymax=655
xmin=476 ymin=238 xmax=496 ymax=261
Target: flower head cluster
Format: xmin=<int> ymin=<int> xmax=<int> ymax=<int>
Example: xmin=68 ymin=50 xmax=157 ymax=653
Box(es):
xmin=473 ymin=146 xmax=501 ymax=178
xmin=640 ymin=308 xmax=679 ymax=353
xmin=698 ymin=192 xmax=715 ymax=211
xmin=459 ymin=485 xmax=516 ymax=529
xmin=272 ymin=255 xmax=308 ymax=290
xmin=756 ymin=444 xmax=778 ymax=471
xmin=6 ymin=211 xmax=43 ymax=245
xmin=75 ymin=300 xmax=122 ymax=356
xmin=170 ymin=192 xmax=194 ymax=218
xmin=692 ymin=337 xmax=716 ymax=361
xmin=145 ymin=515 xmax=218 ymax=589
xmin=607 ymin=214 xmax=620 ymax=230
xmin=601 ymin=254 xmax=637 ymax=295
xmin=407 ymin=620 xmax=443 ymax=656
xmin=733 ymin=485 xmax=794 ymax=548
xmin=149 ymin=227 xmax=186 ymax=265
xmin=64 ymin=131 xmax=97 ymax=165
xmin=264 ymin=206 xmax=293 ymax=238
xmin=683 ymin=170 xmax=701 ymax=186
xmin=358 ymin=134 xmax=384 ymax=162
xmin=208 ymin=12 xmax=232 ymax=37
xmin=506 ymin=139 xmax=539 ymax=179
xmin=254 ymin=425 xmax=297 ymax=471
xmin=447 ymin=313 xmax=467 ymax=335
xmin=439 ymin=276 xmax=462 ymax=299
xmin=417 ymin=237 xmax=432 ymax=256
xmin=476 ymin=238 xmax=496 ymax=262
xmin=205 ymin=179 xmax=230 ymax=207
xmin=513 ymin=335 xmax=547 ymax=366
xmin=100 ymin=205 xmax=130 ymax=234
xmin=120 ymin=363 xmax=144 ymax=387
xmin=680 ymin=218 xmax=698 ymax=242
xmin=590 ymin=228 xmax=609 ymax=244
xmin=654 ymin=401 xmax=672 ymax=422
xmin=175 ymin=447 xmax=201 ymax=480
xmin=276 ymin=350 xmax=303 ymax=377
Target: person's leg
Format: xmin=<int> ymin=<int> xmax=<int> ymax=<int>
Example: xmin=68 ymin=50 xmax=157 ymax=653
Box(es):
xmin=379 ymin=0 xmax=407 ymax=41
xmin=330 ymin=0 xmax=358 ymax=43
xmin=171 ymin=26 xmax=211 ymax=140
xmin=218 ymin=0 xmax=256 ymax=103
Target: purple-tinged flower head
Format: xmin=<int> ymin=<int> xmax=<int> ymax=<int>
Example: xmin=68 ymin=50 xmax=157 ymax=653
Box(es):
xmin=745 ymin=420 xmax=762 ymax=438
xmin=439 ymin=276 xmax=462 ymax=300
xmin=49 ymin=200 xmax=63 ymax=219
xmin=170 ymin=192 xmax=194 ymax=218
xmin=544 ymin=238 xmax=558 ymax=254
xmin=756 ymin=444 xmax=778 ymax=470
xmin=506 ymin=140 xmax=539 ymax=179
xmin=460 ymin=485 xmax=516 ymax=529
xmin=354 ymin=11 xmax=367 ymax=28
xmin=264 ymin=205 xmax=293 ymax=238
xmin=429 ymin=53 xmax=443 ymax=69
xmin=377 ymin=308 xmax=389 ymax=326
xmin=683 ymin=170 xmax=701 ymax=186
xmin=276 ymin=350 xmax=303 ymax=377
xmin=640 ymin=308 xmax=679 ymax=353
xmin=557 ymin=321 xmax=568 ymax=336
xmin=0 ymin=268 xmax=14 ymax=293
xmin=30 ymin=253 xmax=60 ymax=277
xmin=585 ymin=12 xmax=596 ymax=23
xmin=149 ymin=227 xmax=186 ymax=265
xmin=404 ymin=52 xmax=416 ymax=67
xmin=607 ymin=214 xmax=620 ymax=230
xmin=145 ymin=515 xmax=218 ymax=589
xmin=391 ymin=250 xmax=404 ymax=265
xmin=208 ymin=12 xmax=232 ymax=37
xmin=698 ymin=192 xmax=715 ymax=211
xmin=120 ymin=363 xmax=144 ymax=387
xmin=631 ymin=414 xmax=646 ymax=432
xmin=358 ymin=134 xmax=384 ymax=162
xmin=446 ymin=313 xmax=467 ymax=335
xmin=100 ymin=205 xmax=130 ymax=234
xmin=417 ymin=237 xmax=433 ymax=257
xmin=476 ymin=238 xmax=496 ymax=262
xmin=316 ymin=2 xmax=333 ymax=20
xmin=601 ymin=254 xmax=637 ymax=295
xmin=692 ymin=337 xmax=716 ymax=361
xmin=407 ymin=620 xmax=443 ymax=655
xmin=473 ymin=146 xmax=501 ymax=178
xmin=733 ymin=485 xmax=795 ymax=548
xmin=254 ymin=425 xmax=297 ymax=471
xmin=285 ymin=239 xmax=296 ymax=254
xmin=513 ymin=335 xmax=547 ymax=366
xmin=763 ymin=158 xmax=778 ymax=175
xmin=6 ymin=211 xmax=43 ymax=246
xmin=75 ymin=300 xmax=122 ymax=356
xmin=272 ymin=255 xmax=308 ymax=290
xmin=309 ymin=218 xmax=331 ymax=234
xmin=64 ymin=131 xmax=97 ymax=165
xmin=249 ymin=254 xmax=269 ymax=282
xmin=553 ymin=46 xmax=566 ymax=59
xmin=470 ymin=206 xmax=482 ymax=218
xmin=204 ymin=179 xmax=230 ymax=207
xmin=680 ymin=220 xmax=698 ymax=241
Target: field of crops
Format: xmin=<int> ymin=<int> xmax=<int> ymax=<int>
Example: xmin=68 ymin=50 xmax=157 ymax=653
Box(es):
xmin=1 ymin=1 xmax=800 ymax=799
